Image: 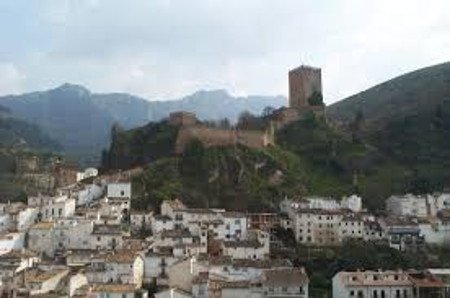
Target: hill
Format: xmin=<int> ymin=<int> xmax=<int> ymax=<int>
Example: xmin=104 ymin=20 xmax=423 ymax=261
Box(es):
xmin=103 ymin=113 xmax=375 ymax=211
xmin=327 ymin=62 xmax=450 ymax=203
xmin=0 ymin=104 xmax=61 ymax=201
xmin=0 ymin=104 xmax=60 ymax=151
xmin=327 ymin=61 xmax=450 ymax=127
xmin=1 ymin=85 xmax=285 ymax=164
xmin=104 ymin=62 xmax=450 ymax=211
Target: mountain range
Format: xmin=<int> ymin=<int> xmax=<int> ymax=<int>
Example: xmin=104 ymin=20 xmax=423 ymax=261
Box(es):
xmin=0 ymin=85 xmax=285 ymax=164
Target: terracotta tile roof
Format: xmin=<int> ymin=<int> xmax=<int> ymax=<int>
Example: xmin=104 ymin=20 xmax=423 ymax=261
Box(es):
xmin=25 ymin=269 xmax=68 ymax=283
xmin=0 ymin=249 xmax=37 ymax=259
xmin=160 ymin=228 xmax=192 ymax=238
xmin=407 ymin=271 xmax=445 ymax=287
xmin=222 ymin=240 xmax=263 ymax=249
xmin=31 ymin=221 xmax=55 ymax=230
xmin=92 ymin=224 xmax=122 ymax=235
xmin=335 ymin=270 xmax=413 ymax=287
xmin=262 ymin=268 xmax=309 ymax=286
xmin=232 ymin=258 xmax=292 ymax=269
xmin=90 ymin=283 xmax=136 ymax=293
xmin=105 ymin=250 xmax=139 ymax=263
xmin=221 ymin=211 xmax=246 ymax=218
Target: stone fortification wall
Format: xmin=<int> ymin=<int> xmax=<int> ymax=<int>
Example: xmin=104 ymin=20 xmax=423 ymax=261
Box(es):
xmin=175 ymin=126 xmax=272 ymax=154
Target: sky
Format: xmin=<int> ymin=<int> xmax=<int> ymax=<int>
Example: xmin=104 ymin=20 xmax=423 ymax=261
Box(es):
xmin=0 ymin=0 xmax=449 ymax=104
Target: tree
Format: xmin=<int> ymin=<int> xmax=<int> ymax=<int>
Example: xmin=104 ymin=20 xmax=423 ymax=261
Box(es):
xmin=307 ymin=91 xmax=324 ymax=106
xmin=262 ymin=106 xmax=276 ymax=117
xmin=218 ymin=118 xmax=231 ymax=129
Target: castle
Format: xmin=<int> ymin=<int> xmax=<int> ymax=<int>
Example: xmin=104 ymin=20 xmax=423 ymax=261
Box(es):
xmin=171 ymin=65 xmax=323 ymax=153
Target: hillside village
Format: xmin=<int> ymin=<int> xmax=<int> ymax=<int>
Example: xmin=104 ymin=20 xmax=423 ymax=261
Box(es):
xmin=2 ymin=66 xmax=450 ymax=297
xmin=2 ymin=167 xmax=450 ymax=297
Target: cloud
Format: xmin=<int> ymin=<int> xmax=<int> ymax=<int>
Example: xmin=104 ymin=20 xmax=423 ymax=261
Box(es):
xmin=0 ymin=63 xmax=25 ymax=95
xmin=1 ymin=0 xmax=449 ymax=103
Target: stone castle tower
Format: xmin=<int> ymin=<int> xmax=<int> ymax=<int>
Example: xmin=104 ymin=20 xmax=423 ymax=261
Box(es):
xmin=288 ymin=65 xmax=322 ymax=109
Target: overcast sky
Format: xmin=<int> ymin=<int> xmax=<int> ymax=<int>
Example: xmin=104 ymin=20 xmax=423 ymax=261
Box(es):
xmin=0 ymin=0 xmax=449 ymax=104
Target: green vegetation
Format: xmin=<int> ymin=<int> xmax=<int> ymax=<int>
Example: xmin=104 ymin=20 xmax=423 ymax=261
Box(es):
xmin=293 ymin=240 xmax=450 ymax=296
xmin=130 ymin=141 xmax=305 ymax=211
xmin=307 ymin=91 xmax=324 ymax=106
xmin=102 ymin=62 xmax=450 ymax=212
xmin=0 ymin=105 xmax=61 ymax=201
xmin=102 ymin=121 xmax=179 ymax=170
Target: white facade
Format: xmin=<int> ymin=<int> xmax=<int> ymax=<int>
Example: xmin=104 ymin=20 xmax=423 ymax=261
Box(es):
xmin=0 ymin=232 xmax=25 ymax=254
xmin=35 ymin=195 xmax=76 ymax=220
xmin=386 ymin=194 xmax=428 ymax=218
xmin=341 ymin=195 xmax=363 ymax=213
xmin=332 ymin=270 xmax=413 ymax=298
xmin=107 ymin=183 xmax=132 ymax=199
xmin=76 ymin=167 xmax=98 ymax=182
xmin=142 ymin=251 xmax=178 ymax=285
xmin=152 ymin=215 xmax=175 ymax=234
xmin=27 ymin=222 xmax=56 ymax=257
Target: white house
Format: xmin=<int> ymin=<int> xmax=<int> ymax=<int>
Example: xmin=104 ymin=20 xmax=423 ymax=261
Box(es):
xmin=385 ymin=194 xmax=428 ymax=218
xmin=154 ymin=288 xmax=192 ymax=298
xmin=27 ymin=222 xmax=56 ymax=258
xmin=0 ymin=250 xmax=40 ymax=284
xmin=142 ymin=249 xmax=178 ymax=286
xmin=221 ymin=238 xmax=268 ymax=260
xmin=25 ymin=268 xmax=69 ymax=295
xmin=107 ymin=182 xmax=132 ymax=199
xmin=76 ymin=167 xmax=99 ymax=182
xmin=89 ymin=284 xmax=148 ymax=298
xmin=261 ymin=267 xmax=309 ymax=298
xmin=86 ymin=250 xmax=144 ymax=287
xmin=0 ymin=232 xmax=25 ymax=254
xmin=332 ymin=270 xmax=413 ymax=298
xmin=152 ymin=215 xmax=174 ymax=234
xmin=91 ymin=224 xmax=125 ymax=250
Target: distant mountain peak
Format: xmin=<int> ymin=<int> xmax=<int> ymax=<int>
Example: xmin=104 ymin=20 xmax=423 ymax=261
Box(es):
xmin=190 ymin=89 xmax=230 ymax=97
xmin=54 ymin=83 xmax=91 ymax=96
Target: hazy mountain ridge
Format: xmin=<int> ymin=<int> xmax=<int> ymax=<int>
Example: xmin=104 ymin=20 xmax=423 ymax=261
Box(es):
xmin=0 ymin=85 xmax=285 ymax=164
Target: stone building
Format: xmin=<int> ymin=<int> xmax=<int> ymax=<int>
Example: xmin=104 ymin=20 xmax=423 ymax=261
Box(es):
xmin=288 ymin=65 xmax=322 ymax=109
xmin=169 ymin=112 xmax=198 ymax=127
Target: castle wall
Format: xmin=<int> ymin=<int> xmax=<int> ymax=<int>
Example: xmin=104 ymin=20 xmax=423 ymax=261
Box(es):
xmin=175 ymin=126 xmax=272 ymax=154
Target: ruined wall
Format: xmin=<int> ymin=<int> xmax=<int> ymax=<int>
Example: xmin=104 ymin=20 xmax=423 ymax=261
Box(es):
xmin=168 ymin=112 xmax=198 ymax=126
xmin=175 ymin=126 xmax=272 ymax=154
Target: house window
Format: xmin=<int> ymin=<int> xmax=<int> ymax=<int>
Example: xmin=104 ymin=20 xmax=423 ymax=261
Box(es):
xmin=58 ymin=208 xmax=62 ymax=216
xmin=120 ymin=190 xmax=125 ymax=196
xmin=281 ymin=287 xmax=288 ymax=292
xmin=350 ymin=290 xmax=355 ymax=296
xmin=97 ymin=236 xmax=101 ymax=241
xmin=235 ymin=219 xmax=240 ymax=225
xmin=373 ymin=290 xmax=378 ymax=298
